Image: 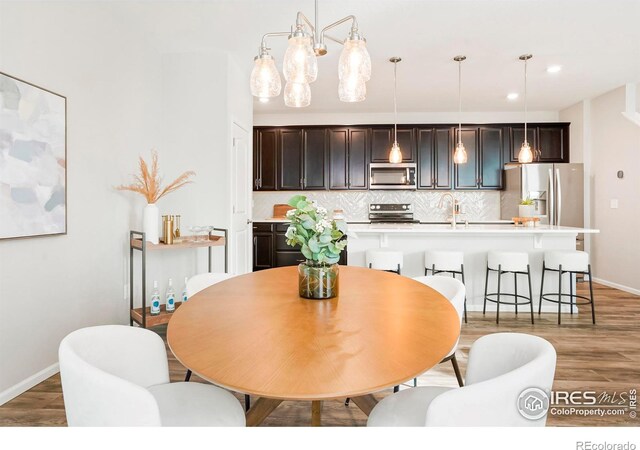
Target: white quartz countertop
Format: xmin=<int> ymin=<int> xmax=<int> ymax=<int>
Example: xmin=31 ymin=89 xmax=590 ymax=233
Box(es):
xmin=347 ymin=223 xmax=599 ymax=234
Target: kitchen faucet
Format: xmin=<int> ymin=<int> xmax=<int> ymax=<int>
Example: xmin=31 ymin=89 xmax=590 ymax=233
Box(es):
xmin=438 ymin=193 xmax=459 ymax=228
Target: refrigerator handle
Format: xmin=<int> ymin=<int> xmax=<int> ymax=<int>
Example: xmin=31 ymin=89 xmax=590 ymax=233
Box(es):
xmin=556 ymin=168 xmax=562 ymax=226
xmin=548 ymin=168 xmax=555 ymax=226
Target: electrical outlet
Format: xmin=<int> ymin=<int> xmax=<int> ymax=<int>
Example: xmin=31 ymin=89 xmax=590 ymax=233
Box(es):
xmin=610 ymin=199 xmax=619 ymax=209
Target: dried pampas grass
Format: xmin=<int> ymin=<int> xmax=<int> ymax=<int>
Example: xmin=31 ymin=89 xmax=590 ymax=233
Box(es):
xmin=116 ymin=150 xmax=195 ymax=203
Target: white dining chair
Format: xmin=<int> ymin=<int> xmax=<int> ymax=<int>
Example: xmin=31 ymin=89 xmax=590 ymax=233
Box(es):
xmin=186 ymin=272 xmax=235 ymax=298
xmin=59 ymin=325 xmax=245 ymax=426
xmin=413 ymin=275 xmax=466 ymax=387
xmin=367 ymin=332 xmax=557 ymax=426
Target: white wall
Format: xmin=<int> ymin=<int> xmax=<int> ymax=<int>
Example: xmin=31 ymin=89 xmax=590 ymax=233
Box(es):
xmin=254 ymin=111 xmax=559 ymax=127
xmin=560 ymin=84 xmax=640 ymax=294
xmin=0 ymin=2 xmax=252 ymax=403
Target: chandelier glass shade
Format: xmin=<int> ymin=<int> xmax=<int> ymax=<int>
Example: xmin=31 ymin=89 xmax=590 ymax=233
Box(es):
xmin=338 ymin=38 xmax=371 ymax=82
xmin=284 ymin=81 xmax=311 ymax=108
xmin=338 ymin=74 xmax=366 ymax=102
xmin=283 ymin=35 xmax=318 ymax=84
xmin=518 ymin=141 xmax=534 ymax=163
xmin=250 ymin=54 xmax=282 ymax=101
xmin=453 ymin=141 xmax=468 ymax=164
xmin=388 ymin=142 xmax=403 ymax=164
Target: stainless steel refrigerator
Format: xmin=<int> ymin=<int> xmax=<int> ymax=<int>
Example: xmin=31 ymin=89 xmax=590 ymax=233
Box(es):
xmin=501 ymin=163 xmax=584 ymax=250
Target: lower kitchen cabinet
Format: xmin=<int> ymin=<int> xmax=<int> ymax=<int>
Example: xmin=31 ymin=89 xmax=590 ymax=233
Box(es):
xmin=253 ymin=222 xmax=347 ymax=271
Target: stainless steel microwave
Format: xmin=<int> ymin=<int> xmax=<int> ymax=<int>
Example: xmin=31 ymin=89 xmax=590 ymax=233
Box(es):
xmin=369 ymin=163 xmax=417 ymax=190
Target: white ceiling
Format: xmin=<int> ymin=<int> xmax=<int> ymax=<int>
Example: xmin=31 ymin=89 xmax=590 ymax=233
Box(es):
xmin=116 ymin=0 xmax=640 ymax=114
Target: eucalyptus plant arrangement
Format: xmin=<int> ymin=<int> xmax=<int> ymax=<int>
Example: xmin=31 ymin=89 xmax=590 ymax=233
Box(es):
xmin=285 ymin=195 xmax=348 ymax=265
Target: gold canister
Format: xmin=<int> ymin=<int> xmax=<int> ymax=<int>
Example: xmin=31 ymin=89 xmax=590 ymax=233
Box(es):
xmin=163 ymin=215 xmax=174 ymax=245
xmin=174 ymin=215 xmax=181 ymax=238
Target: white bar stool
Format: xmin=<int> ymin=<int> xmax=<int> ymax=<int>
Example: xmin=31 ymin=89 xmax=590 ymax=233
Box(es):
xmin=539 ymin=250 xmax=596 ymax=325
xmin=366 ymin=248 xmax=403 ymax=274
xmin=424 ymin=251 xmax=467 ymax=323
xmin=483 ymin=251 xmax=534 ymax=324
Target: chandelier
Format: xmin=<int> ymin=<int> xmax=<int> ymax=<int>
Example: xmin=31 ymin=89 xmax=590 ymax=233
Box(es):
xmin=249 ymin=0 xmax=371 ymax=107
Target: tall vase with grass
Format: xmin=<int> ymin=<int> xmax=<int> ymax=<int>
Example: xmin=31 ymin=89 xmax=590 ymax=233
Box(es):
xmin=285 ymin=195 xmax=347 ymax=300
xmin=116 ymin=150 xmax=195 ymax=244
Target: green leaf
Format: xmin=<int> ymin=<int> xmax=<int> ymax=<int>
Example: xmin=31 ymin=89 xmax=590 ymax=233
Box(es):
xmin=298 ymin=214 xmax=311 ymax=222
xmin=296 ymin=225 xmax=308 ymax=238
xmin=319 ymin=234 xmax=332 ymax=244
xmin=302 ymin=219 xmax=316 ymax=230
xmin=288 ymin=195 xmax=306 ymax=208
xmin=296 ymin=200 xmax=309 ymax=210
xmin=308 ymin=236 xmax=320 ymax=253
xmin=335 ymin=220 xmax=348 ymax=234
xmin=301 ymin=244 xmax=313 ymax=260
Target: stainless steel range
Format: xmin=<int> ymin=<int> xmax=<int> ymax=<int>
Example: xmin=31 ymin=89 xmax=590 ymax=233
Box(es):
xmin=368 ymin=203 xmax=418 ymax=223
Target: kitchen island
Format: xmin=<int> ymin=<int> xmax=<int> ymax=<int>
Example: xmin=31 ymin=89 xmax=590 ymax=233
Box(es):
xmin=347 ymin=223 xmax=599 ymax=312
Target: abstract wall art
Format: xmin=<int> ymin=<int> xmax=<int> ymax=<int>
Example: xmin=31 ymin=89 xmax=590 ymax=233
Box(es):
xmin=0 ymin=72 xmax=66 ymax=239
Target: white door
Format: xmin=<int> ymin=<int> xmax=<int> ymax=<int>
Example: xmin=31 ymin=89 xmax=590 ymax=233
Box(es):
xmin=231 ymin=122 xmax=252 ymax=274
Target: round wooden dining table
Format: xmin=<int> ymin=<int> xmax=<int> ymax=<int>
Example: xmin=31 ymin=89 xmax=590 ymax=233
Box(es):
xmin=167 ymin=265 xmax=459 ymax=426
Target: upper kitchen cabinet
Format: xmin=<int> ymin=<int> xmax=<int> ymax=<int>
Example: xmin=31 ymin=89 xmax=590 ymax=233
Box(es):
xmin=370 ymin=126 xmax=415 ymax=163
xmin=417 ymin=127 xmax=453 ymax=190
xmin=253 ymin=128 xmax=278 ymax=191
xmin=328 ymin=127 xmax=369 ymax=190
xmin=278 ymin=128 xmax=304 ymax=190
xmin=507 ymin=123 xmax=570 ymax=163
xmin=302 ymin=128 xmax=328 ymax=190
xmin=478 ymin=127 xmax=504 ymax=189
xmin=453 ymin=128 xmax=479 ymax=189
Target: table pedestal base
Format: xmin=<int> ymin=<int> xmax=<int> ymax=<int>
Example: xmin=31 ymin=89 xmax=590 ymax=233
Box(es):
xmin=246 ymin=397 xmax=283 ymax=426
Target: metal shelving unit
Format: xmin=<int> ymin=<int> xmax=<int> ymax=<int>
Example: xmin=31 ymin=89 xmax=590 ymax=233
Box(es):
xmin=129 ymin=228 xmax=228 ymax=328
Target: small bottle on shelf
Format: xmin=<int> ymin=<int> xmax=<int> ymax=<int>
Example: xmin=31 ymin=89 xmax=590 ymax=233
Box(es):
xmin=150 ymin=280 xmax=161 ymax=316
xmin=182 ymin=277 xmax=189 ymax=303
xmin=166 ymin=278 xmax=176 ymax=313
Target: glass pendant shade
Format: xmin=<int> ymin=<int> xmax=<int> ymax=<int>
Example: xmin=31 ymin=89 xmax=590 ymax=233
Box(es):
xmin=518 ymin=141 xmax=534 ymax=163
xmin=389 ymin=141 xmax=402 ymax=164
xmin=453 ymin=142 xmax=468 ymax=164
xmin=338 ymin=75 xmax=366 ymax=102
xmin=250 ymin=55 xmax=282 ymax=100
xmin=338 ymin=39 xmax=371 ymax=82
xmin=284 ymin=81 xmax=311 ymax=108
xmin=283 ymin=35 xmax=318 ymax=83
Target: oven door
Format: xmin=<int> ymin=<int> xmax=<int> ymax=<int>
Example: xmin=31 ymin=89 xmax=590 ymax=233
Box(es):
xmin=369 ymin=163 xmax=417 ymax=190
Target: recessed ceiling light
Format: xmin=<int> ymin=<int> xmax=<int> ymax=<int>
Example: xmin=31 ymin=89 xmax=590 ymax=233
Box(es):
xmin=546 ymin=65 xmax=562 ymax=73
xmin=507 ymin=93 xmax=519 ymax=100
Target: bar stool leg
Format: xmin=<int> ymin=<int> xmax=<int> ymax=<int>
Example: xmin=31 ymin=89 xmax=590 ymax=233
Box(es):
xmin=539 ymin=262 xmax=546 ymax=315
xmin=527 ymin=264 xmax=535 ymax=325
xmin=461 ymin=264 xmax=468 ymax=324
xmin=514 ymin=272 xmax=518 ymax=316
xmin=185 ymin=369 xmax=192 ymax=382
xmin=588 ymin=264 xmax=596 ymax=325
xmin=496 ymin=264 xmax=502 ymax=324
xmin=570 ymin=272 xmax=574 ymax=314
xmin=558 ymin=265 xmax=563 ymax=325
xmin=483 ymin=266 xmax=489 ymax=315
xmin=397 ymin=264 xmax=401 ymax=275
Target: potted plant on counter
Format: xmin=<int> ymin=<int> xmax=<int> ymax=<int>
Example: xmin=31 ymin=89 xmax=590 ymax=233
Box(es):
xmin=519 ymin=197 xmax=536 ymax=218
xmin=285 ymin=195 xmax=348 ymax=300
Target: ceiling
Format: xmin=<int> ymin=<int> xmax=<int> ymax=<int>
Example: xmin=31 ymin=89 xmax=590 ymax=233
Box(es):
xmin=116 ymin=0 xmax=640 ymax=114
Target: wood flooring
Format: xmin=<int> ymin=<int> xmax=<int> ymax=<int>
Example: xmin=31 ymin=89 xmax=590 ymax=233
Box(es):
xmin=1 ymin=282 xmax=638 ymax=427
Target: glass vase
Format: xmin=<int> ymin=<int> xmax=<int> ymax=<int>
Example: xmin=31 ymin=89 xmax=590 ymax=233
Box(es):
xmin=298 ymin=261 xmax=339 ymax=300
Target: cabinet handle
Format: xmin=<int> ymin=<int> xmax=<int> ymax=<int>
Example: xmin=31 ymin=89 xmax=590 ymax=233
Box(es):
xmin=254 ymin=179 xmax=259 ymax=189
xmin=259 ymin=178 xmax=262 ymax=188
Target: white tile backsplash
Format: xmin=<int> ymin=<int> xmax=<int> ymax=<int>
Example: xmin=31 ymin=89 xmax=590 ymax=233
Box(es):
xmin=253 ymin=191 xmax=501 ymax=222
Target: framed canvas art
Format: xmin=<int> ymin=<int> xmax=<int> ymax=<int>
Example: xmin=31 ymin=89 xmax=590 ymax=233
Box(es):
xmin=0 ymin=71 xmax=67 ymax=240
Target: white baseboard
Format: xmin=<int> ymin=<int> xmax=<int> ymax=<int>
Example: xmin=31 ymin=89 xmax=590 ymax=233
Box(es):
xmin=592 ymin=277 xmax=640 ymax=296
xmin=0 ymin=362 xmax=60 ymax=406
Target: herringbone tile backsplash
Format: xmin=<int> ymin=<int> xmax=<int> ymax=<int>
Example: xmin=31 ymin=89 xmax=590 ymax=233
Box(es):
xmin=253 ymin=191 xmax=501 ymax=222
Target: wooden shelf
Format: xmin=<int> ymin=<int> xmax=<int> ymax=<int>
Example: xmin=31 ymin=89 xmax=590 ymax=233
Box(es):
xmin=130 ymin=302 xmax=183 ymax=328
xmin=130 ymin=235 xmax=225 ymax=251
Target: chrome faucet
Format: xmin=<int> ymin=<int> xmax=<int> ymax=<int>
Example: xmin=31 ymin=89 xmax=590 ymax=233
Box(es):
xmin=438 ymin=193 xmax=458 ymax=228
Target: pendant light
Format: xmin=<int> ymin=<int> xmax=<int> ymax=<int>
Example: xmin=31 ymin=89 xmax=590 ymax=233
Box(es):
xmin=250 ymin=49 xmax=282 ymax=103
xmin=453 ymin=55 xmax=468 ymax=164
xmin=388 ymin=57 xmax=403 ymax=164
xmin=518 ymin=54 xmax=534 ymax=164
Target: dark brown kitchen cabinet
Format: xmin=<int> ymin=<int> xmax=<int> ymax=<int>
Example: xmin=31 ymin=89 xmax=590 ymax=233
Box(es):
xmin=328 ymin=127 xmax=368 ymax=190
xmin=508 ymin=123 xmax=569 ymax=163
xmin=278 ymin=129 xmax=303 ymax=190
xmin=252 ymin=223 xmax=274 ymax=271
xmin=370 ymin=127 xmax=415 ymax=163
xmin=418 ymin=127 xmax=453 ymax=190
xmin=253 ymin=222 xmax=347 ymax=271
xmin=253 ymin=128 xmax=278 ymax=191
xmin=302 ymin=128 xmax=328 ymax=189
xmin=454 ymin=128 xmax=479 ymax=189
xmin=478 ymin=127 xmax=504 ymax=189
